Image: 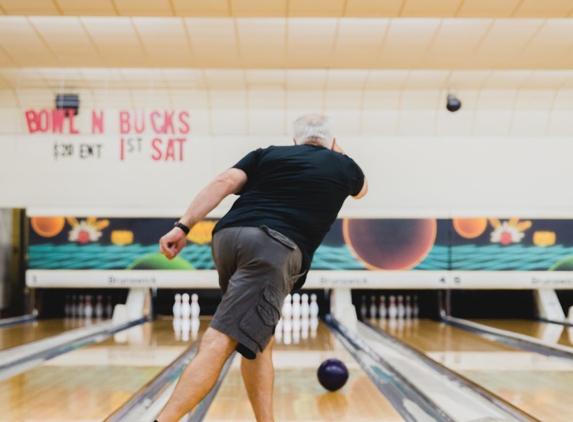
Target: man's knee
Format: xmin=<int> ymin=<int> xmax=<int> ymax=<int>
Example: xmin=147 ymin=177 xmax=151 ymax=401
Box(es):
xmin=199 ymin=327 xmax=237 ymax=357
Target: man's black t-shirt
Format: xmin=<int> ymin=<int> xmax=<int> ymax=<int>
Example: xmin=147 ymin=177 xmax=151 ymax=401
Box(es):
xmin=213 ymin=144 xmax=365 ymax=289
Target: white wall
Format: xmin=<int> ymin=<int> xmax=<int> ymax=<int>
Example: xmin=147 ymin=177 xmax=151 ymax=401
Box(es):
xmin=1 ymin=88 xmax=572 ymax=217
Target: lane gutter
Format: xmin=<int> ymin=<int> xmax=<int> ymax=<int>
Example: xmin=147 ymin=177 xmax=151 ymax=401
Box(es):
xmin=326 ymin=315 xmax=454 ymax=422
xmin=443 ymin=315 xmax=573 ymax=361
xmin=363 ymin=319 xmax=539 ymax=422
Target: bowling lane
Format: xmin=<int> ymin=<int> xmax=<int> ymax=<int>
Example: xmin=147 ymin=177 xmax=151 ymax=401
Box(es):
xmin=469 ymin=318 xmax=573 ymax=348
xmin=377 ymin=318 xmax=573 ymax=422
xmin=0 ymin=318 xmax=93 ymax=351
xmin=204 ymin=320 xmax=404 ymax=422
xmin=0 ymin=318 xmax=208 ymax=422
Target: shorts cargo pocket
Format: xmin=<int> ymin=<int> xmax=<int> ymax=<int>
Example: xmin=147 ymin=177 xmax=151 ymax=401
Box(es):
xmin=239 ymin=283 xmax=282 ymax=350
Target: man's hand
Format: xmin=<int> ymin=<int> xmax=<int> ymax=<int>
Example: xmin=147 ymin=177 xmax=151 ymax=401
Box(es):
xmin=159 ymin=227 xmax=187 ymax=260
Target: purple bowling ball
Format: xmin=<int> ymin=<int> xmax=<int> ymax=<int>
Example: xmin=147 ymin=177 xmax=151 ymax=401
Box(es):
xmin=317 ymin=358 xmax=349 ymax=391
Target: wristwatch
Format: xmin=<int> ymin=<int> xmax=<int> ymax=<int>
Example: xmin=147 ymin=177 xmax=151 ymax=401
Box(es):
xmin=173 ymin=221 xmax=190 ymax=235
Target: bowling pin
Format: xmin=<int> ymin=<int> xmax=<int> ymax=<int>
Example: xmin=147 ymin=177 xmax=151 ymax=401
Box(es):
xmin=181 ymin=294 xmax=191 ymax=319
xmin=77 ymin=295 xmax=85 ymax=318
xmin=310 ymin=294 xmax=319 ymax=317
xmin=64 ymin=295 xmax=71 ymax=317
xmin=405 ymin=296 xmax=412 ymax=319
xmin=292 ymin=293 xmax=301 ymax=319
xmin=190 ymin=294 xmax=200 ymax=318
xmin=191 ymin=317 xmax=200 ymax=341
xmin=283 ymin=318 xmax=292 ymax=345
xmin=360 ymin=296 xmax=367 ymax=319
xmin=293 ymin=329 xmax=300 ymax=344
xmin=293 ymin=315 xmax=301 ymax=333
xmin=276 ymin=317 xmax=284 ymax=343
xmin=70 ymin=295 xmax=77 ymax=318
xmin=283 ymin=294 xmax=293 ymax=320
xmin=301 ymin=294 xmax=310 ymax=318
xmin=388 ymin=296 xmax=397 ymax=319
xmin=413 ymin=295 xmax=419 ymax=318
xmin=181 ymin=317 xmax=191 ymax=341
xmin=105 ymin=296 xmax=113 ymax=318
xmin=173 ymin=317 xmax=182 ymax=341
xmin=173 ymin=293 xmax=182 ymax=318
xmin=379 ymin=295 xmax=387 ymax=319
xmin=369 ymin=295 xmax=377 ymax=319
xmin=95 ymin=295 xmax=104 ymax=319
xmin=310 ymin=316 xmax=318 ymax=338
xmin=301 ymin=315 xmax=309 ymax=340
xmin=84 ymin=295 xmax=93 ymax=319
xmin=397 ymin=295 xmax=405 ymax=319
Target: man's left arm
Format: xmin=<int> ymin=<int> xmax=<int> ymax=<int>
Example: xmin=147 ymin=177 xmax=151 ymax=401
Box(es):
xmin=159 ymin=168 xmax=247 ymax=260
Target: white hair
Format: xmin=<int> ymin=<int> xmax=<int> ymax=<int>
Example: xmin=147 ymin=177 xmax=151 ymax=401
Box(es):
xmin=292 ymin=114 xmax=334 ymax=147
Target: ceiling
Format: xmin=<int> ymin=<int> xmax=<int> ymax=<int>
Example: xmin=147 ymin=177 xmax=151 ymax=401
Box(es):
xmin=2 ymin=17 xmax=573 ymax=69
xmin=2 ymin=68 xmax=573 ymax=91
xmin=1 ymin=0 xmax=573 ymax=18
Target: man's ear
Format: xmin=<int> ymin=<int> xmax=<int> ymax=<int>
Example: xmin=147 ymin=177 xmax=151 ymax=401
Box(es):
xmin=331 ymin=138 xmax=337 ymax=150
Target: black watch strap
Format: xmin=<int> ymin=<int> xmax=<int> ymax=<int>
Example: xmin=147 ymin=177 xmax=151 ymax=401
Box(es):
xmin=174 ymin=221 xmax=190 ymax=235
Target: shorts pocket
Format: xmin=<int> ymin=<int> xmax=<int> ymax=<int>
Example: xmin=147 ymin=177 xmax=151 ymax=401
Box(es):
xmin=239 ymin=283 xmax=282 ymax=349
xmin=260 ymin=225 xmax=297 ymax=250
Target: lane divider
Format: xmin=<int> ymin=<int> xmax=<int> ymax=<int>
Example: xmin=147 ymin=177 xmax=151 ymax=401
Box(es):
xmin=325 ymin=315 xmax=453 ymax=422
xmin=0 ymin=317 xmax=147 ymax=381
xmin=443 ymin=315 xmax=573 ymax=361
xmin=362 ymin=319 xmax=538 ymax=422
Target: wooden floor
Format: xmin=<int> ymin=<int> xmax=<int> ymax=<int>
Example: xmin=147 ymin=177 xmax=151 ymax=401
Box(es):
xmin=203 ymin=321 xmax=403 ymax=422
xmin=470 ymin=318 xmax=573 ymax=348
xmin=0 ymin=318 xmax=91 ymax=351
xmin=0 ymin=318 xmax=208 ymax=422
xmin=378 ymin=318 xmax=573 ymax=422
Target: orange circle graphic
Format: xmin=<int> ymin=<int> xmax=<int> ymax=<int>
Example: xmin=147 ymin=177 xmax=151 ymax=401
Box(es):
xmin=453 ymin=218 xmax=487 ymax=239
xmin=343 ymin=218 xmax=437 ymax=271
xmin=31 ymin=217 xmax=65 ymax=238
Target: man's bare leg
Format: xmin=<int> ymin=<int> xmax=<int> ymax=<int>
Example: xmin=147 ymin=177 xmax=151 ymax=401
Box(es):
xmin=156 ymin=327 xmax=238 ymax=422
xmin=241 ymin=336 xmax=275 ymax=422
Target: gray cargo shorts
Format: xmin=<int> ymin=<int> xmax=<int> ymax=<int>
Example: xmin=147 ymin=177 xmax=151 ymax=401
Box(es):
xmin=210 ymin=226 xmax=304 ymax=359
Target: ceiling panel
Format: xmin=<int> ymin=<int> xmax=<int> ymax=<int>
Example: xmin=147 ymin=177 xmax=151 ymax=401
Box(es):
xmin=383 ymin=19 xmax=442 ymax=53
xmin=0 ymin=0 xmax=573 ymax=17
xmin=288 ymin=0 xmax=346 ymax=17
xmin=4 ymin=68 xmax=573 ymax=90
xmin=55 ymin=0 xmax=116 ymax=16
xmin=514 ymin=0 xmax=573 ymax=17
xmin=482 ymin=70 xmax=533 ymax=89
xmin=430 ymin=19 xmax=491 ymax=54
xmin=29 ymin=16 xmax=99 ymax=63
xmin=185 ymin=18 xmax=241 ymax=67
xmin=133 ymin=17 xmax=194 ymax=65
xmin=0 ymin=17 xmax=58 ymax=66
xmin=114 ymin=0 xmax=172 ymax=17
xmin=404 ymin=70 xmax=450 ymax=89
xmin=524 ymin=19 xmax=573 ymax=53
xmin=0 ymin=0 xmax=59 ymax=15
xmin=172 ymin=0 xmax=229 ymax=17
xmin=231 ymin=0 xmax=287 ymax=17
xmin=477 ymin=19 xmax=544 ymax=54
xmin=457 ymin=0 xmax=521 ymax=17
xmin=81 ymin=17 xmax=143 ymax=56
xmin=402 ymin=0 xmax=461 ymax=17
xmin=2 ymin=17 xmax=573 ymax=69
xmin=365 ymin=70 xmax=409 ymax=89
xmin=522 ymin=70 xmax=572 ymax=88
xmin=448 ymin=70 xmax=491 ymax=89
xmin=345 ymin=0 xmax=403 ymax=17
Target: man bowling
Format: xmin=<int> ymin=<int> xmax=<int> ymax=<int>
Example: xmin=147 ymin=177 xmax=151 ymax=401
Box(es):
xmin=157 ymin=114 xmax=367 ymax=422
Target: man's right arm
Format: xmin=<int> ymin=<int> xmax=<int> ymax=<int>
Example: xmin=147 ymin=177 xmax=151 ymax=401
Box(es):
xmin=352 ymin=177 xmax=368 ymax=199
